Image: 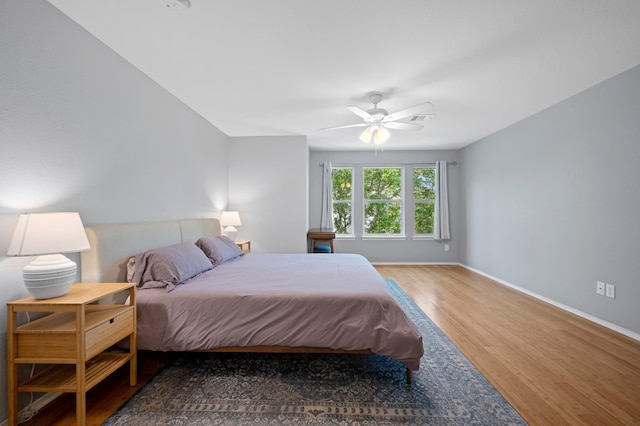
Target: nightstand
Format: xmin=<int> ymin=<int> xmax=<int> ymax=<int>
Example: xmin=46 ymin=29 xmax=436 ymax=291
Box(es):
xmin=236 ymin=239 xmax=251 ymax=253
xmin=7 ymin=282 xmax=137 ymax=426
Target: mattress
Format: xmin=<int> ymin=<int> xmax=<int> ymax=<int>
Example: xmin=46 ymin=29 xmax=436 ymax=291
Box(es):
xmin=135 ymin=253 xmax=424 ymax=370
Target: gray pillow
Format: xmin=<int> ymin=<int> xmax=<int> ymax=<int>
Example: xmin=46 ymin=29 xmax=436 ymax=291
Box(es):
xmin=196 ymin=236 xmax=244 ymax=266
xmin=131 ymin=242 xmax=213 ymax=292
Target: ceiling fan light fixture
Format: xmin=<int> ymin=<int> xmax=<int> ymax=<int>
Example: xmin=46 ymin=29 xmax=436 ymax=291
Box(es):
xmin=359 ymin=124 xmax=390 ymax=145
xmin=324 ymin=92 xmax=433 ymax=148
xmin=373 ymin=126 xmax=390 ymax=145
xmin=359 ymin=126 xmax=374 ymax=143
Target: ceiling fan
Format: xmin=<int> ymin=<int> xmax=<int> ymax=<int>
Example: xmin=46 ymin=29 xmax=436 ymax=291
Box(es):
xmin=322 ymin=92 xmax=435 ymax=145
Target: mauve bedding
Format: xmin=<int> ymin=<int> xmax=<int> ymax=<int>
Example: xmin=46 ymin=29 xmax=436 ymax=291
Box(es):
xmin=135 ymin=253 xmax=424 ymax=370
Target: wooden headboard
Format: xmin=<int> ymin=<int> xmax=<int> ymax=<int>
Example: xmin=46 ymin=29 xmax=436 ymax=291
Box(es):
xmin=81 ymin=218 xmax=221 ymax=283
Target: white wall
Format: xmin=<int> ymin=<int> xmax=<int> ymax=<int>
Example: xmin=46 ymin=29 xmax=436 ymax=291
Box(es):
xmin=461 ymin=65 xmax=640 ymax=335
xmin=309 ymin=150 xmax=461 ymax=263
xmin=228 ymin=136 xmax=309 ymax=253
xmin=0 ymin=0 xmax=229 ymax=421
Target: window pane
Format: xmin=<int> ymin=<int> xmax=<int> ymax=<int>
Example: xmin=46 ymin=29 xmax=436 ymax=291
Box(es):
xmin=331 ymin=168 xmax=353 ymax=235
xmin=415 ymin=202 xmax=434 ymax=234
xmin=364 ymin=202 xmax=401 ymax=234
xmin=413 ymin=168 xmax=435 ymax=200
xmin=332 ymin=203 xmax=352 ymax=234
xmin=332 ymin=168 xmax=352 ymax=200
xmin=363 ymin=168 xmax=402 ymax=200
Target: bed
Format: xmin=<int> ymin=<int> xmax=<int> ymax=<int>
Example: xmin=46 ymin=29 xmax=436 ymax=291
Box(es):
xmin=81 ymin=218 xmax=424 ymax=381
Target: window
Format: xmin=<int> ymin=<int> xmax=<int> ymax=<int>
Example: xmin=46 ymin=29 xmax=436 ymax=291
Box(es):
xmin=331 ymin=167 xmax=353 ymax=235
xmin=363 ymin=167 xmax=403 ymax=235
xmin=328 ymin=163 xmax=437 ymax=238
xmin=413 ymin=167 xmax=435 ymax=235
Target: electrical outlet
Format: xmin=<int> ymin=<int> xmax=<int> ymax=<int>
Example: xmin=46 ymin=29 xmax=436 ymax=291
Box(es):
xmin=596 ymin=281 xmax=605 ymax=296
xmin=444 ymin=244 xmax=449 ymax=252
xmin=605 ymin=283 xmax=615 ymax=299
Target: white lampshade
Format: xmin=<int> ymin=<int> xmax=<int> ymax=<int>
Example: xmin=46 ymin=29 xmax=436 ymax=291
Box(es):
xmin=220 ymin=211 xmax=242 ymax=227
xmin=360 ymin=124 xmax=391 ymax=145
xmin=8 ymin=212 xmax=90 ymax=256
xmin=359 ymin=126 xmax=374 ymax=144
xmin=373 ymin=126 xmax=390 ymax=145
xmin=220 ymin=211 xmax=241 ymax=241
xmin=8 ymin=212 xmax=91 ymax=299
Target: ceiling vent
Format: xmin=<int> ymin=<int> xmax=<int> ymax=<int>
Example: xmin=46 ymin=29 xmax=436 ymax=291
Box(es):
xmin=409 ymin=114 xmax=435 ymax=122
xmin=165 ymin=0 xmax=191 ymax=10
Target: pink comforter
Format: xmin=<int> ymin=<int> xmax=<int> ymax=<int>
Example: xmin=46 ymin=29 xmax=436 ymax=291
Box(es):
xmin=136 ymin=253 xmax=424 ymax=370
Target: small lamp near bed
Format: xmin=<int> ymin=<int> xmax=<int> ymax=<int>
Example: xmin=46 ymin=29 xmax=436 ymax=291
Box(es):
xmin=220 ymin=211 xmax=241 ymax=241
xmin=7 ymin=212 xmax=91 ymax=299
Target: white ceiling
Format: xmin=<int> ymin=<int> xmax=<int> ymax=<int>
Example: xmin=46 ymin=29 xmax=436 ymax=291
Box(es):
xmin=48 ymin=0 xmax=640 ymax=151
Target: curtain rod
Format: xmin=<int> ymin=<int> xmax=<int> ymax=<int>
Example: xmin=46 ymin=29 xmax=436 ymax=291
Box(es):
xmin=319 ymin=161 xmax=457 ymax=167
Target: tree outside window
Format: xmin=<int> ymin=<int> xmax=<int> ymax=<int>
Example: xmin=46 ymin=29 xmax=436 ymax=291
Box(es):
xmin=331 ymin=168 xmax=353 ymax=235
xmin=414 ymin=167 xmax=435 ymax=235
xmin=363 ymin=167 xmax=403 ymax=235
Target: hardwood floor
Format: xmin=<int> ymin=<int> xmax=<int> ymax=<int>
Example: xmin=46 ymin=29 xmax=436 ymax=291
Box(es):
xmin=16 ymin=265 xmax=640 ymax=425
xmin=376 ymin=265 xmax=640 ymax=426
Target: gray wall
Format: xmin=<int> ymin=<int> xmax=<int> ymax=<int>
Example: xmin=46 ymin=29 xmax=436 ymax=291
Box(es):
xmin=461 ymin=64 xmax=640 ymax=335
xmin=0 ymin=0 xmax=229 ymax=421
xmin=309 ymin=150 xmax=461 ymax=263
xmin=229 ymin=136 xmax=309 ymax=253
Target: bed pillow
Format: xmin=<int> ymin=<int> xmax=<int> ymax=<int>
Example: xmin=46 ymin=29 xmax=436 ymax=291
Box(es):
xmin=196 ymin=235 xmax=244 ymax=266
xmin=126 ymin=257 xmax=136 ymax=282
xmin=130 ymin=242 xmax=213 ymax=292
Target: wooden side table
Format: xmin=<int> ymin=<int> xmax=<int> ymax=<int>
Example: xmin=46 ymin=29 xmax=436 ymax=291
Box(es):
xmin=7 ymin=282 xmax=137 ymax=426
xmin=307 ymin=228 xmax=335 ymax=253
xmin=236 ymin=240 xmax=251 ymax=253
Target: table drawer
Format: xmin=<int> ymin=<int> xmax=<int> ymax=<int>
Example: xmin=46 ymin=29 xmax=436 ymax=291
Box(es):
xmin=86 ymin=309 xmax=134 ymax=359
xmin=17 ymin=334 xmax=76 ymax=359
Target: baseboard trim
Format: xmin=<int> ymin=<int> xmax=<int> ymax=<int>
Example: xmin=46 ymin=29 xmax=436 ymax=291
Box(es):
xmin=460 ymin=263 xmax=640 ymax=342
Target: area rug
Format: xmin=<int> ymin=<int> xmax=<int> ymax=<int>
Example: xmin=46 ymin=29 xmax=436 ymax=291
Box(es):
xmin=103 ymin=280 xmax=526 ymax=425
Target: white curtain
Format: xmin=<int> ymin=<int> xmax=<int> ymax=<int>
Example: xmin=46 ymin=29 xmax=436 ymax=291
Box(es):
xmin=434 ymin=160 xmax=451 ymax=241
xmin=320 ymin=161 xmax=334 ymax=229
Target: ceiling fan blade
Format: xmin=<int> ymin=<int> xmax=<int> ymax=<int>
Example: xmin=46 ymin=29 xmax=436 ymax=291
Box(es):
xmin=321 ymin=123 xmax=369 ymax=131
xmin=383 ymin=122 xmax=423 ymax=131
xmin=384 ymin=101 xmax=433 ymax=122
xmin=346 ymin=105 xmax=373 ymax=120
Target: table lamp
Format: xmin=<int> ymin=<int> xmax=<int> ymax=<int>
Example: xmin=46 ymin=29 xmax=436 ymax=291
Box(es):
xmin=7 ymin=212 xmax=91 ymax=299
xmin=220 ymin=211 xmax=241 ymax=241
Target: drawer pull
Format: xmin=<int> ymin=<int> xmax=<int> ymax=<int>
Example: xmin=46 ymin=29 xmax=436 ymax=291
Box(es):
xmin=109 ymin=319 xmax=114 ymax=324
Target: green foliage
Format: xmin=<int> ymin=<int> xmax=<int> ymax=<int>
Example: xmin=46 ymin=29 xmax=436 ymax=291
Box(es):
xmin=363 ymin=168 xmax=402 ymax=200
xmin=331 ymin=168 xmax=353 ymax=234
xmin=414 ymin=168 xmax=435 ymax=234
xmin=365 ymin=202 xmax=401 ymax=234
xmin=332 ymin=202 xmax=352 ymax=234
xmin=332 ymin=168 xmax=352 ymax=200
xmin=364 ymin=168 xmax=402 ymax=234
xmin=415 ymin=202 xmax=434 ymax=234
xmin=413 ymin=168 xmax=435 ymax=199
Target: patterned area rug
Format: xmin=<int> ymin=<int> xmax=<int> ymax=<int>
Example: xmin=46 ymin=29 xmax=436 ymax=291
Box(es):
xmin=104 ymin=280 xmax=526 ymax=425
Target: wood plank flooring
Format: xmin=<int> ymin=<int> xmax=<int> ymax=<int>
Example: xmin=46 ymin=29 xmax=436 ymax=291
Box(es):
xmin=18 ymin=265 xmax=640 ymax=425
xmin=375 ymin=265 xmax=640 ymax=426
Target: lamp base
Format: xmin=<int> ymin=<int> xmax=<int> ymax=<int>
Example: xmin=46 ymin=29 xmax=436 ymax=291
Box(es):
xmin=222 ymin=226 xmax=238 ymax=242
xmin=22 ymin=254 xmax=77 ymax=299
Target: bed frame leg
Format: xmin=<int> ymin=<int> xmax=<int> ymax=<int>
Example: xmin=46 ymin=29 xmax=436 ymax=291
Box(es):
xmin=406 ymin=368 xmax=412 ymax=386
